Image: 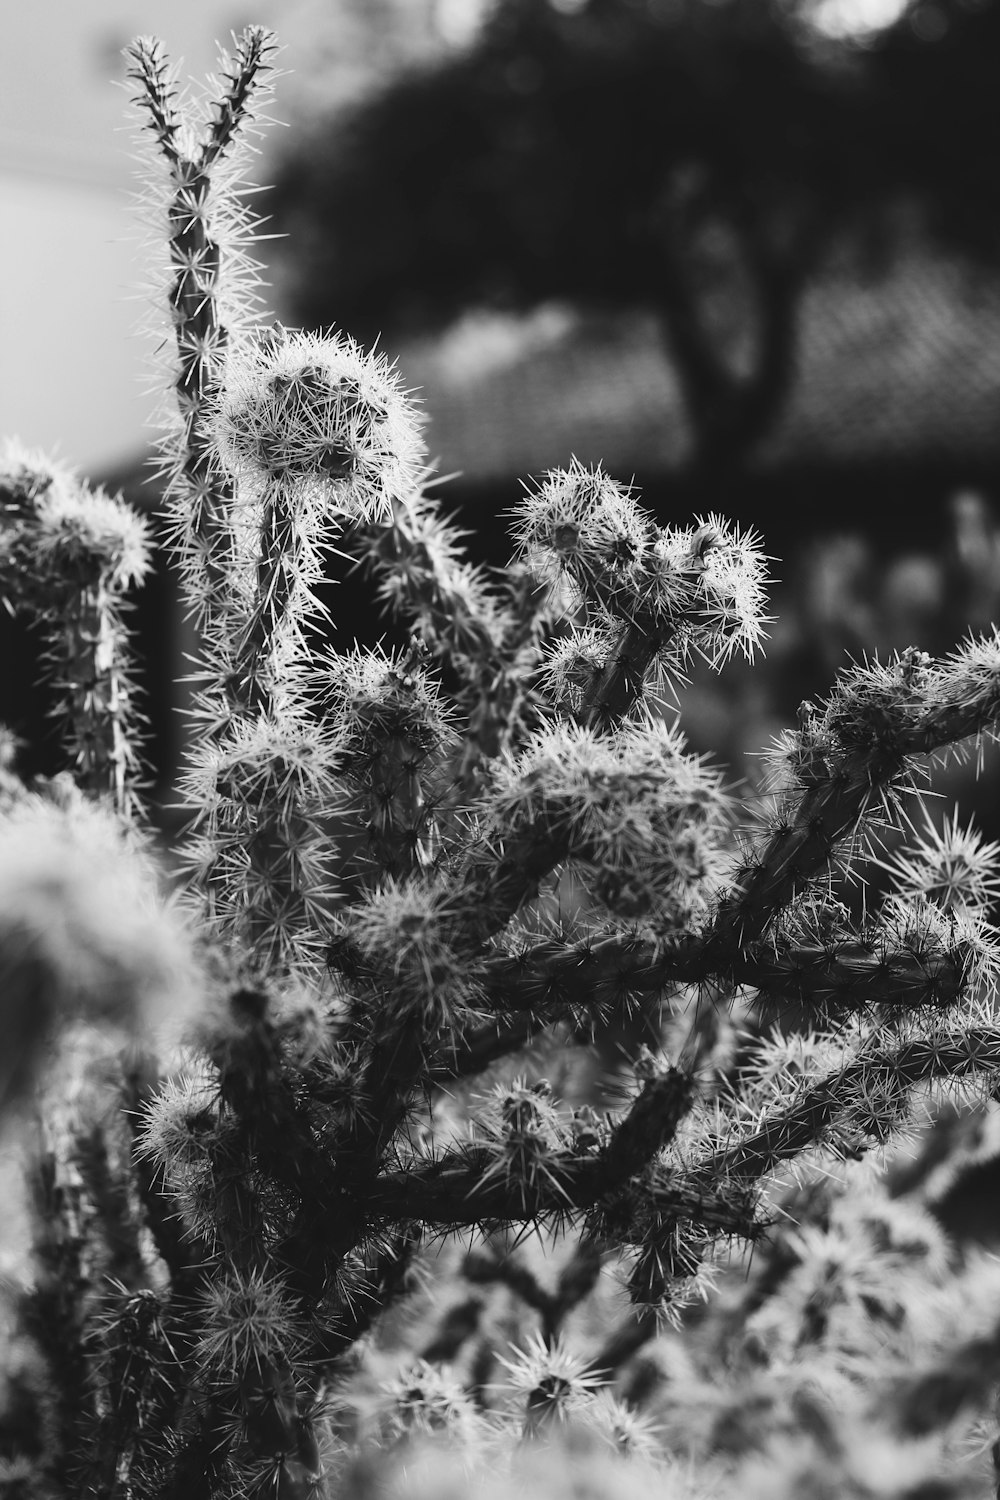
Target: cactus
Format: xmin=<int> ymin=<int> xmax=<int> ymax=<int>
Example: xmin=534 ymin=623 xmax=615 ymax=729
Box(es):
xmin=3 ymin=28 xmax=1000 ymax=1499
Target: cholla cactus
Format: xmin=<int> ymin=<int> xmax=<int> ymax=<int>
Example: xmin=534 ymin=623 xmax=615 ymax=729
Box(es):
xmin=0 ymin=443 xmax=151 ymax=815
xmin=5 ymin=28 xmax=1000 ymax=1500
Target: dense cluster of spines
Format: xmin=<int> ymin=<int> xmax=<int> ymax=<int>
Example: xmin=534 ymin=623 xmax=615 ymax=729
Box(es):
xmin=3 ymin=27 xmax=1000 ymax=1500
xmin=0 ymin=443 xmax=151 ymax=815
xmin=124 ymin=29 xmax=277 ymax=614
xmin=511 ymin=464 xmax=769 ymax=730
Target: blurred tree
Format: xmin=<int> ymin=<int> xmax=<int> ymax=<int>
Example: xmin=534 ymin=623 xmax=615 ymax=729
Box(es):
xmin=271 ymin=0 xmax=1000 ymax=474
xmin=270 ymin=0 xmax=869 ymax=472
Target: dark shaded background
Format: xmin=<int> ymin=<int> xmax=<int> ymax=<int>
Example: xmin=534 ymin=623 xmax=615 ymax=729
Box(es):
xmin=272 ymin=0 xmax=1000 ymax=475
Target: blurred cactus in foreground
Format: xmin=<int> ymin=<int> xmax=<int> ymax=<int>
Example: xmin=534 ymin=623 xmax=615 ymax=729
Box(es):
xmin=5 ymin=28 xmax=1000 ymax=1500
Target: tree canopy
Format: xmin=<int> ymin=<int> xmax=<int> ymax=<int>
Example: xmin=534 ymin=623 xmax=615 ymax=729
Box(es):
xmin=270 ymin=0 xmax=1000 ymax=469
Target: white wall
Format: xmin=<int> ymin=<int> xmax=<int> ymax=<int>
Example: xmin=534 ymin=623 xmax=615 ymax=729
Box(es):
xmin=0 ymin=173 xmax=149 ymax=473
